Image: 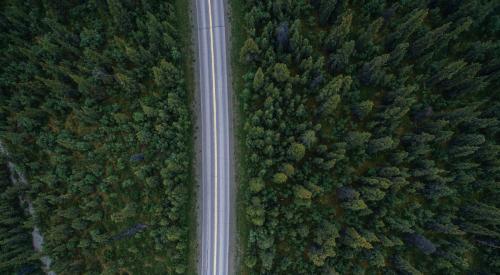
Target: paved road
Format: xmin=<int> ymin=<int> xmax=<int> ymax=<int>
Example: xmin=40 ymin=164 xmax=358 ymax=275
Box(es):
xmin=195 ymin=0 xmax=231 ymax=274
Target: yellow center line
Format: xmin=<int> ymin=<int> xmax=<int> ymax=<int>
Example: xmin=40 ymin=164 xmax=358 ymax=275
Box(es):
xmin=207 ymin=0 xmax=218 ymax=274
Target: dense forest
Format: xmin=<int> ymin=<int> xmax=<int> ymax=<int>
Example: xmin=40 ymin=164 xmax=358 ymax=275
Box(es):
xmin=235 ymin=0 xmax=500 ymax=274
xmin=0 ymin=155 xmax=43 ymax=274
xmin=1 ymin=0 xmax=192 ymax=274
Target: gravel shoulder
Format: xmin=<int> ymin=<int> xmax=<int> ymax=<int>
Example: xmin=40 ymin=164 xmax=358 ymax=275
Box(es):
xmin=223 ymin=0 xmax=237 ymax=273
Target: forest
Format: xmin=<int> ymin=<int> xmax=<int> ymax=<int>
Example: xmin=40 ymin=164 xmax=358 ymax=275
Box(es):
xmin=0 ymin=155 xmax=42 ymax=274
xmin=234 ymin=0 xmax=500 ymax=274
xmin=0 ymin=0 xmax=193 ymax=274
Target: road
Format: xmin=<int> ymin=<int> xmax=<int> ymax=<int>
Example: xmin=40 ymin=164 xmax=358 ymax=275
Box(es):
xmin=195 ymin=0 xmax=232 ymax=274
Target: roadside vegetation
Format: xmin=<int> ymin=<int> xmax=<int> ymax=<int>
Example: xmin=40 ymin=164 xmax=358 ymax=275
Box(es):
xmin=0 ymin=0 xmax=193 ymax=273
xmin=235 ymin=0 xmax=499 ymax=273
xmin=228 ymin=0 xmax=252 ymax=273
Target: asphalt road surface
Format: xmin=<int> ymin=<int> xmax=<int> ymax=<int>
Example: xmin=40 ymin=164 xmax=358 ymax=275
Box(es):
xmin=195 ymin=0 xmax=231 ymax=274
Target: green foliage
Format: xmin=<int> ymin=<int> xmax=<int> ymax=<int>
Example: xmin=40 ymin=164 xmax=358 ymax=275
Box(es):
xmin=253 ymin=67 xmax=265 ymax=90
xmin=342 ymin=227 xmax=373 ymax=250
xmin=272 ymin=63 xmax=291 ymax=82
xmin=236 ymin=0 xmax=500 ymax=273
xmin=0 ymin=159 xmax=42 ymax=274
xmin=289 ymin=143 xmax=306 ymax=161
xmin=249 ymin=177 xmax=265 ymax=193
xmin=240 ymin=38 xmax=259 ymax=63
xmin=0 ymin=0 xmax=192 ymax=273
xmin=272 ymin=172 xmax=288 ymax=184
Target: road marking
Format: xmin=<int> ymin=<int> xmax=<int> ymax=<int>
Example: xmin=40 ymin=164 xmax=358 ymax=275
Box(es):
xmin=207 ymin=0 xmax=218 ymax=274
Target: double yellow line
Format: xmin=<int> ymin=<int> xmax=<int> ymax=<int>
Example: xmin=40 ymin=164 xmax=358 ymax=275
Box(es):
xmin=207 ymin=0 xmax=219 ymax=274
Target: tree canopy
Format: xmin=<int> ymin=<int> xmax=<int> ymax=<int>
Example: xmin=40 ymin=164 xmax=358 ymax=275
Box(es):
xmin=235 ymin=0 xmax=500 ymax=273
xmin=0 ymin=0 xmax=193 ymax=273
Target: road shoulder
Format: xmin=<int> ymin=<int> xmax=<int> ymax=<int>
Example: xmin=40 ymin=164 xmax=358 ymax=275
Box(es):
xmin=223 ymin=0 xmax=237 ymax=274
xmin=189 ymin=0 xmax=204 ymax=274
xmin=226 ymin=0 xmax=246 ymax=273
xmin=175 ymin=0 xmax=199 ymax=273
